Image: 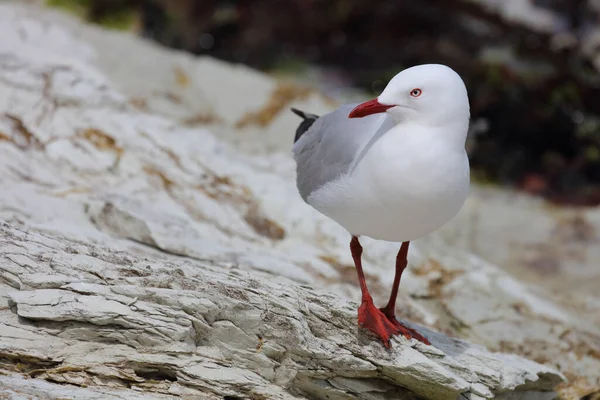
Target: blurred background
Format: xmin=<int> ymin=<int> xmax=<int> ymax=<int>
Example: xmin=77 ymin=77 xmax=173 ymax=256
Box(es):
xmin=45 ymin=0 xmax=600 ymax=206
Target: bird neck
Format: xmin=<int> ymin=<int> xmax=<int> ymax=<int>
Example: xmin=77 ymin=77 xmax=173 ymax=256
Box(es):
xmin=389 ymin=117 xmax=469 ymax=152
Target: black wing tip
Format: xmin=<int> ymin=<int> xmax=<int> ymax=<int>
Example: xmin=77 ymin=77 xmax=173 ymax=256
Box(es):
xmin=291 ymin=108 xmax=319 ymax=143
xmin=290 ymin=107 xmax=304 ymax=118
xmin=290 ymin=108 xmax=318 ymax=120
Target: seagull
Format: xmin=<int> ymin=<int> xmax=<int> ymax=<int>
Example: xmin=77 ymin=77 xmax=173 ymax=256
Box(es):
xmin=291 ymin=64 xmax=470 ymax=347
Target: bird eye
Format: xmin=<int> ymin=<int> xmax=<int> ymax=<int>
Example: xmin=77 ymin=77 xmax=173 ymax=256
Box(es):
xmin=410 ymin=88 xmax=422 ymax=97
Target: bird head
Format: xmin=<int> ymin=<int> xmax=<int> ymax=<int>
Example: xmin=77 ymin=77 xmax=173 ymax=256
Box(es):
xmin=348 ymin=64 xmax=470 ymax=127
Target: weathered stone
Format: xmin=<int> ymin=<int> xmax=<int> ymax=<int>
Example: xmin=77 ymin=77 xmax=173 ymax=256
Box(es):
xmin=0 ymin=224 xmax=563 ymax=399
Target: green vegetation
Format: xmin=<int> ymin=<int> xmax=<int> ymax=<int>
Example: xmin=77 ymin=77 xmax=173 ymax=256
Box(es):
xmin=45 ymin=0 xmax=90 ymax=18
xmin=45 ymin=0 xmax=135 ymax=30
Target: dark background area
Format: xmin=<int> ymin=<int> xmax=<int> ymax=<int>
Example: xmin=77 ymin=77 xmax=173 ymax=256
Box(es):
xmin=50 ymin=0 xmax=600 ymax=205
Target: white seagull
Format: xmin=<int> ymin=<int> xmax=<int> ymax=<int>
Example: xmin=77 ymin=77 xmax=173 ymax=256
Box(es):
xmin=291 ymin=64 xmax=470 ymax=347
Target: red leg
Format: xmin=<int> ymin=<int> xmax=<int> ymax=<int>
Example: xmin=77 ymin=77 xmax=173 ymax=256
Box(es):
xmin=351 ymin=236 xmax=402 ymax=348
xmin=381 ymin=241 xmax=410 ymax=315
xmin=379 ymin=241 xmax=430 ymax=345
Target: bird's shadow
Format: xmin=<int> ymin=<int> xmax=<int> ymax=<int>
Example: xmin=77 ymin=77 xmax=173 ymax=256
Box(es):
xmin=391 ymin=318 xmax=472 ymax=359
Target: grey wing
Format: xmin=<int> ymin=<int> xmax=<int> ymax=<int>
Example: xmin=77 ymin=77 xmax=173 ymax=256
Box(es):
xmin=292 ymin=103 xmax=394 ymax=201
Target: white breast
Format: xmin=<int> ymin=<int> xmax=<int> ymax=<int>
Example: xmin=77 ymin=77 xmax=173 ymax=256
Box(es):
xmin=307 ymin=125 xmax=470 ymax=242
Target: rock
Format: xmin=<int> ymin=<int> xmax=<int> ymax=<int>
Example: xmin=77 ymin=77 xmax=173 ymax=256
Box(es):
xmin=0 ymin=374 xmax=184 ymax=399
xmin=0 ymin=1 xmax=335 ymax=155
xmin=0 ymin=223 xmax=563 ymax=399
xmin=438 ymin=185 xmax=600 ymax=300
xmin=0 ymin=2 xmax=598 ymax=399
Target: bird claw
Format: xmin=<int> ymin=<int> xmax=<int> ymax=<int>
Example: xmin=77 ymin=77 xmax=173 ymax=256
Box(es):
xmin=357 ymin=300 xmax=403 ymax=348
xmin=381 ymin=310 xmax=431 ymax=345
xmin=357 ymin=300 xmax=430 ymax=348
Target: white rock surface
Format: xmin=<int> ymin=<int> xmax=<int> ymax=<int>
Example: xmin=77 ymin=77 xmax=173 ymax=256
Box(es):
xmin=0 ymin=2 xmax=598 ymax=399
xmin=0 ymin=223 xmax=563 ymax=400
xmin=438 ymin=186 xmax=600 ymax=299
xmin=0 ymin=0 xmax=335 ymax=155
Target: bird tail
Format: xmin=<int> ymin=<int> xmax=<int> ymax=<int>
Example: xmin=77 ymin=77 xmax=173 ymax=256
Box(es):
xmin=290 ymin=108 xmax=319 ymax=143
xmin=291 ymin=108 xmax=318 ymax=120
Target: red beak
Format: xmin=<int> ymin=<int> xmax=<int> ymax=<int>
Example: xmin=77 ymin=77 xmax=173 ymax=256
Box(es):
xmin=348 ymin=98 xmax=393 ymax=118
